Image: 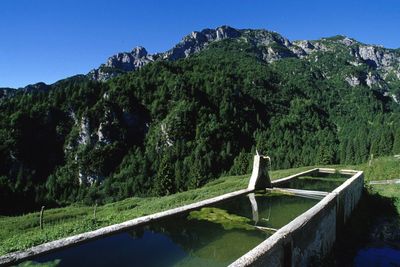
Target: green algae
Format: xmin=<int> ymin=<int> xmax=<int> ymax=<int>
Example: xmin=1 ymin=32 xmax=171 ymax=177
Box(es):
xmin=188 ymin=207 xmax=254 ymax=231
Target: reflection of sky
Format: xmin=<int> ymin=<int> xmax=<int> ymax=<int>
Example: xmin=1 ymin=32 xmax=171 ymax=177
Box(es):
xmin=354 ymin=246 xmax=400 ymax=267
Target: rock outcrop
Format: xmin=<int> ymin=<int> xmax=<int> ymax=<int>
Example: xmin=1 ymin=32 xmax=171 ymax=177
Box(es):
xmin=88 ymin=46 xmax=154 ymax=81
xmin=161 ymin=26 xmax=241 ymax=60
xmin=345 ymin=76 xmax=361 ymax=87
xmin=106 ymin=46 xmax=153 ymax=71
xmin=78 ymin=116 xmax=91 ymax=146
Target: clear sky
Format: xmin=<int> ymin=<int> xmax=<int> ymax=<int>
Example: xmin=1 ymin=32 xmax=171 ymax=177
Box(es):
xmin=1 ymin=0 xmax=399 ymax=88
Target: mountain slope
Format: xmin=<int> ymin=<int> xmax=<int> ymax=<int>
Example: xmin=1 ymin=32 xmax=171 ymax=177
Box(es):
xmin=0 ymin=26 xmax=399 ymax=214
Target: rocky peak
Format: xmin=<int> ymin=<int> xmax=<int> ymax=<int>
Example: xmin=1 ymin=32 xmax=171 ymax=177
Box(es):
xmin=132 ymin=46 xmax=148 ymax=58
xmin=293 ymin=40 xmax=315 ymax=54
xmin=215 ymin=25 xmax=241 ymax=40
xmin=88 ymin=45 xmax=154 ymax=81
xmin=104 ymin=46 xmax=152 ymax=71
xmin=162 ymin=26 xmax=242 ymax=61
xmin=185 ymin=26 xmax=241 ymax=43
xmin=339 ymin=37 xmax=356 ymax=46
xmin=243 ymin=29 xmax=290 ymax=47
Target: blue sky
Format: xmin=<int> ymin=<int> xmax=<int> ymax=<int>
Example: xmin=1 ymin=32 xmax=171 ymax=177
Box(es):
xmin=1 ymin=0 xmax=399 ymax=88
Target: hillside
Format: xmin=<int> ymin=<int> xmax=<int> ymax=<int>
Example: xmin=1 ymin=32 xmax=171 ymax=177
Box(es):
xmin=0 ymin=26 xmax=399 ymax=214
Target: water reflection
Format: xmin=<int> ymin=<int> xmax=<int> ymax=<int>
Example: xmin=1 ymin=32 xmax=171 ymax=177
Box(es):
xmin=248 ymin=193 xmax=259 ymax=225
xmin=34 ymin=193 xmax=318 ymax=267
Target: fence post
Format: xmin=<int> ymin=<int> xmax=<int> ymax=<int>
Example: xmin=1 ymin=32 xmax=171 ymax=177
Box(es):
xmin=368 ymin=154 xmax=374 ymax=167
xmin=40 ymin=206 xmax=45 ymax=230
xmin=93 ymin=202 xmax=98 ymax=221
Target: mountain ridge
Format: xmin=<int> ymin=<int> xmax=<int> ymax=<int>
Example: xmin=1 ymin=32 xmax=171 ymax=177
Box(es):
xmin=86 ymin=26 xmax=400 ymax=101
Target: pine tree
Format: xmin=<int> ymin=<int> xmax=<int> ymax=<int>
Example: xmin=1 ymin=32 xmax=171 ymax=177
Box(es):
xmin=155 ymin=155 xmax=176 ymax=196
xmin=345 ymin=141 xmax=355 ymax=164
xmin=392 ymin=128 xmax=400 ymax=154
xmin=379 ymin=130 xmax=393 ymax=156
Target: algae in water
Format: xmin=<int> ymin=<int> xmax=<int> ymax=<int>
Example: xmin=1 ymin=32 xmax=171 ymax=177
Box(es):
xmin=188 ymin=207 xmax=254 ymax=231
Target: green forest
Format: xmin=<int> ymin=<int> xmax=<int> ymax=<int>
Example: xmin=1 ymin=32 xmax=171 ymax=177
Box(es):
xmin=1 ymin=38 xmax=399 ymax=214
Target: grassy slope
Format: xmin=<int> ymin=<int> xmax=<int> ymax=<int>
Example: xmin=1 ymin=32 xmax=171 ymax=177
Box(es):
xmin=370 ymin=184 xmax=400 ymax=213
xmin=1 ymin=156 xmax=399 ymax=256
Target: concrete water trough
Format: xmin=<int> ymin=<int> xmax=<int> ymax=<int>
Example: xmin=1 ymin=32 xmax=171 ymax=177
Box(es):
xmin=0 ymin=154 xmax=363 ymax=266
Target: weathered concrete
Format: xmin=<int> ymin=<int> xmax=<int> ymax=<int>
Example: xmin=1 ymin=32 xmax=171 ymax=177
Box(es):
xmin=369 ymin=179 xmax=400 ymax=185
xmin=230 ymin=169 xmax=364 ymax=267
xmin=271 ymin=188 xmax=328 ymax=199
xmin=333 ymin=170 xmax=364 ymax=226
xmin=272 ymin=168 xmax=319 ymax=187
xmin=248 ymin=193 xmax=259 ymax=224
xmin=248 ymin=154 xmax=272 ymax=190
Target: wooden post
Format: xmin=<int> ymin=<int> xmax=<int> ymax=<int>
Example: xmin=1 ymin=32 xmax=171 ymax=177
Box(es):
xmin=93 ymin=202 xmax=98 ymax=221
xmin=39 ymin=206 xmax=45 ymax=230
xmin=368 ymin=154 xmax=374 ymax=167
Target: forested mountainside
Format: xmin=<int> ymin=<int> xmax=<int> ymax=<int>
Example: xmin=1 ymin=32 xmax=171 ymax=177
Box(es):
xmin=1 ymin=26 xmax=399 ymax=214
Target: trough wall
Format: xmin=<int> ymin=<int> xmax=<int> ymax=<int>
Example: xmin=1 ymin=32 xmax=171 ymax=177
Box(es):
xmin=230 ymin=169 xmax=364 ymax=267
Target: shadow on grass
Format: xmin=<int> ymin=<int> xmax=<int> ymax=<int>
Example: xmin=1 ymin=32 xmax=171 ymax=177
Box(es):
xmin=322 ymin=188 xmax=400 ymax=266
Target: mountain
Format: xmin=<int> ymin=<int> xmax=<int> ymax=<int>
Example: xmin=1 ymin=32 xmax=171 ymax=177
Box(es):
xmin=0 ymin=26 xmax=399 ymax=214
xmin=88 ymin=26 xmax=400 ymax=103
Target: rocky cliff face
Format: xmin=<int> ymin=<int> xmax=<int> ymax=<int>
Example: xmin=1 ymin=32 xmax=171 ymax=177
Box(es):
xmin=64 ymin=99 xmax=150 ymax=185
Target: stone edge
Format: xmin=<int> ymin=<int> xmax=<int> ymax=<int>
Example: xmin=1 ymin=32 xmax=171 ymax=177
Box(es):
xmin=229 ymin=169 xmax=362 ymax=267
